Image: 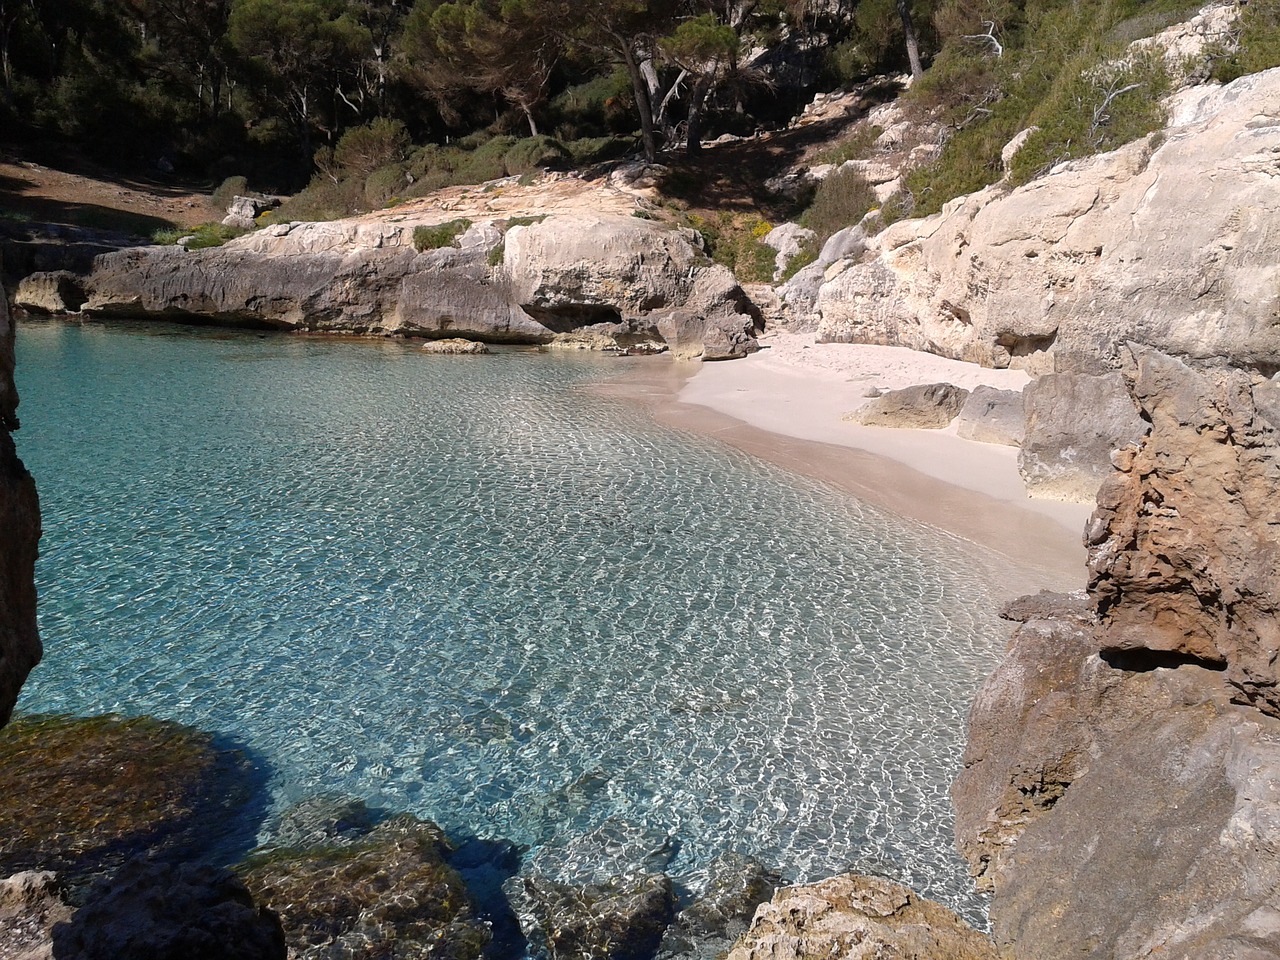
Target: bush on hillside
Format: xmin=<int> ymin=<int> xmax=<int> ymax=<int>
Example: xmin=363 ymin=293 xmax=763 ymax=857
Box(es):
xmin=1212 ymin=0 xmax=1280 ymax=81
xmin=413 ymin=219 xmax=473 ymax=252
xmin=211 ymin=175 xmax=248 ymax=211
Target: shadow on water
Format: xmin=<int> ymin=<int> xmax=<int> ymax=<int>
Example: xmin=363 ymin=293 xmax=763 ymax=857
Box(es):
xmin=449 ymin=835 xmax=528 ymax=960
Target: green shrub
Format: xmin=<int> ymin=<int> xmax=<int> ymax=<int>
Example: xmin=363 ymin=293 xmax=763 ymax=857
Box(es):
xmin=152 ymin=222 xmax=246 ymax=249
xmin=413 ymin=219 xmax=473 ymax=252
xmin=1212 ymin=0 xmax=1280 ymax=81
xmin=503 ymin=135 xmax=571 ymax=174
xmin=365 ymin=163 xmax=408 ymax=208
xmin=333 ymin=118 xmax=411 ymax=180
xmin=264 ymin=178 xmax=366 ymax=224
xmin=800 ymin=168 xmax=877 ymax=245
xmin=688 ymin=213 xmax=777 ymax=283
xmin=211 ymin=175 xmax=248 ymax=211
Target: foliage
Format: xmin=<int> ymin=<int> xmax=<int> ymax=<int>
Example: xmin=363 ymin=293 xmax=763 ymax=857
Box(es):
xmin=152 ymin=222 xmax=249 ymax=249
xmin=413 ymin=218 xmax=473 ymax=251
xmin=903 ymin=0 xmax=1190 ymax=216
xmin=212 ymin=176 xmax=249 ymax=211
xmin=1212 ymin=0 xmax=1280 ymax=81
xmin=687 ymin=212 xmax=777 ymax=283
xmin=800 ymin=167 xmax=877 ymax=243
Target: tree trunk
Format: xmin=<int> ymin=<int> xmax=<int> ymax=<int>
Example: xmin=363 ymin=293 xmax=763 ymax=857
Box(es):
xmin=621 ymin=42 xmax=658 ymax=162
xmin=521 ymin=100 xmax=539 ymax=137
xmin=897 ymin=0 xmax=924 ymax=80
xmin=685 ymin=73 xmax=714 ymax=156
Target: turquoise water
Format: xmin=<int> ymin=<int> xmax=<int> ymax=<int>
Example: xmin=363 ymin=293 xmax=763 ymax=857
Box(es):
xmin=13 ymin=320 xmax=1002 ymax=922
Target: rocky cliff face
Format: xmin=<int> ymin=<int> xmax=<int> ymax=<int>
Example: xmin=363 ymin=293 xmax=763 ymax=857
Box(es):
xmin=814 ymin=68 xmax=1280 ymax=376
xmin=953 ymin=347 xmax=1280 ymax=960
xmin=0 ymin=265 xmax=41 ymax=726
xmin=79 ymin=214 xmax=762 ymax=360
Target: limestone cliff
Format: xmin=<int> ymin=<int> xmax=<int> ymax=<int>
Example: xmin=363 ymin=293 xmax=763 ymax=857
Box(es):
xmin=953 ymin=347 xmax=1280 ymax=960
xmin=0 ymin=260 xmax=41 ymax=726
xmin=814 ymin=68 xmax=1280 ymax=376
xmin=79 ymin=214 xmax=762 ymax=361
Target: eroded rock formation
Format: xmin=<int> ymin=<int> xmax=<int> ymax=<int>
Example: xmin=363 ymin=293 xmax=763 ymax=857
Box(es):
xmin=814 ymin=68 xmax=1280 ymax=376
xmin=953 ymin=347 xmax=1280 ymax=959
xmin=79 ymin=214 xmax=762 ymax=361
xmin=0 ymin=267 xmax=40 ymax=727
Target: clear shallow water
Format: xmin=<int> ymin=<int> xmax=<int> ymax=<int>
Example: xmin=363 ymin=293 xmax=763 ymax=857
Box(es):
xmin=14 ymin=320 xmax=1003 ymax=923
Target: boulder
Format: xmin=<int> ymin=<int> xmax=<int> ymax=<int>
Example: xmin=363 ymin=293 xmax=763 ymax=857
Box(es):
xmin=1018 ymin=371 xmax=1147 ymax=501
xmin=0 ymin=714 xmax=259 ymax=882
xmin=0 ymin=265 xmax=40 ymax=726
xmin=52 ymin=859 xmax=285 ymax=960
xmin=724 ymin=874 xmax=998 ymax=960
xmin=505 ymin=871 xmax=676 ymax=960
xmin=13 ymin=270 xmax=86 ymax=313
xmin=955 ymin=385 xmax=1025 ymax=446
xmin=267 ymin=795 xmax=375 ymax=848
xmin=0 ymin=871 xmax=73 ymax=960
xmin=239 ymin=815 xmax=490 ymax=960
xmin=221 ymin=195 xmax=278 ymax=231
xmin=845 ymin=382 xmax=969 ymax=429
xmin=421 ymin=338 xmax=491 ymax=355
xmin=762 ymin=223 xmax=816 ymax=280
xmin=1087 ymin=346 xmax=1280 ymax=715
xmin=814 ymin=69 xmax=1280 ymax=374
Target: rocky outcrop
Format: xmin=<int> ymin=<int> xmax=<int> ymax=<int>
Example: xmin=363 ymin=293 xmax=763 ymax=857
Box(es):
xmin=239 ymin=814 xmax=490 ymax=960
xmin=814 ymin=68 xmax=1280 ymax=375
xmin=725 ymin=874 xmax=998 ymax=960
xmin=13 ymin=271 xmax=86 ymax=314
xmin=845 ymin=382 xmax=969 ymax=429
xmin=52 ymin=860 xmax=286 ymax=960
xmin=421 ymin=338 xmax=490 ymax=354
xmin=955 ymin=386 xmax=1024 ymax=446
xmin=1018 ymin=372 xmax=1147 ymax=501
xmin=79 ymin=214 xmax=762 ymax=360
xmin=1088 ymin=346 xmax=1280 ymax=715
xmin=656 ymin=853 xmax=781 ymax=959
xmin=953 ymin=348 xmax=1280 ymax=959
xmin=0 ymin=268 xmax=40 ymax=727
xmin=0 ymin=871 xmax=73 ymax=960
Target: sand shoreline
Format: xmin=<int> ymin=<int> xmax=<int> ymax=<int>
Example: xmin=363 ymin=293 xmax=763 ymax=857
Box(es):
xmin=596 ymin=333 xmax=1091 ymax=601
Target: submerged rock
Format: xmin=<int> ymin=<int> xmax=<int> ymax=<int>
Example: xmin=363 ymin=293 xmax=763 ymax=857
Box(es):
xmin=0 ymin=714 xmax=259 ymax=883
xmin=725 ymin=874 xmax=998 ymax=960
xmin=267 ymin=795 xmax=375 ymax=849
xmin=52 ymin=859 xmax=285 ymax=960
xmin=421 ymin=338 xmax=491 ymax=355
xmin=505 ymin=871 xmax=676 ymax=960
xmin=656 ymin=852 xmax=782 ymax=960
xmin=0 ymin=267 xmax=40 ymax=727
xmin=239 ymin=814 xmax=490 ymax=960
xmin=844 ymin=382 xmax=969 ymax=429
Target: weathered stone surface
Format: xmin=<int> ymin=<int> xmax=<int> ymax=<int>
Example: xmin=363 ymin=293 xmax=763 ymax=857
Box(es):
xmin=0 ymin=269 xmax=40 ymax=727
xmin=52 ymin=859 xmax=285 ymax=960
xmin=762 ymin=223 xmax=816 ymax=280
xmin=656 ymin=853 xmax=781 ymax=960
xmin=0 ymin=714 xmax=258 ymax=882
xmin=80 ymin=214 xmax=760 ymax=359
xmin=955 ymin=385 xmax=1025 ymax=446
xmin=954 ymin=609 xmax=1280 ymax=960
xmin=1087 ymin=346 xmax=1280 ymax=715
xmin=240 ymin=815 xmax=489 ymax=960
xmin=12 ymin=271 xmax=86 ymax=314
xmin=506 ymin=871 xmax=676 ymax=960
xmin=420 ymin=338 xmax=491 ymax=354
xmin=1018 ymin=371 xmax=1146 ymax=502
xmin=845 ymin=382 xmax=969 ymax=429
xmin=221 ymin=195 xmax=278 ymax=231
xmin=815 ymin=69 xmax=1280 ymax=374
xmin=725 ymin=874 xmax=998 ymax=960
xmin=0 ymin=871 xmax=73 ymax=960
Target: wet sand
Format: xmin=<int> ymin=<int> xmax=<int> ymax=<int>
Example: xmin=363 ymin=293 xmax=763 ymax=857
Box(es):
xmin=594 ymin=337 xmax=1092 ymax=602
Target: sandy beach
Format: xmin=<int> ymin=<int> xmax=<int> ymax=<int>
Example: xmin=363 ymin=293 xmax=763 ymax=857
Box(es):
xmin=599 ymin=331 xmax=1093 ymax=600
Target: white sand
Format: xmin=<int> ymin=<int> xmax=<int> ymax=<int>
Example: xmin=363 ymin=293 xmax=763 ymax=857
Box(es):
xmin=665 ymin=332 xmax=1096 ymax=594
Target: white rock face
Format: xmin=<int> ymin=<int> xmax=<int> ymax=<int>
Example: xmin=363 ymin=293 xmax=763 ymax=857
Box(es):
xmin=815 ymin=68 xmax=1280 ymax=375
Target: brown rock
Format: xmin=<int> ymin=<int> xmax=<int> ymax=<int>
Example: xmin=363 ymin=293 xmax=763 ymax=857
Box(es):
xmin=420 ymin=338 xmax=490 ymax=354
xmin=1087 ymin=346 xmax=1280 ymax=715
xmin=725 ymin=874 xmax=998 ymax=960
xmin=846 ymin=382 xmax=970 ymax=429
xmin=0 ymin=262 xmax=41 ymax=727
xmin=0 ymin=871 xmax=73 ymax=960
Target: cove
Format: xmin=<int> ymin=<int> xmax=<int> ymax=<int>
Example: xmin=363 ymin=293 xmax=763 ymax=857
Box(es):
xmin=13 ymin=320 xmax=1004 ymax=923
